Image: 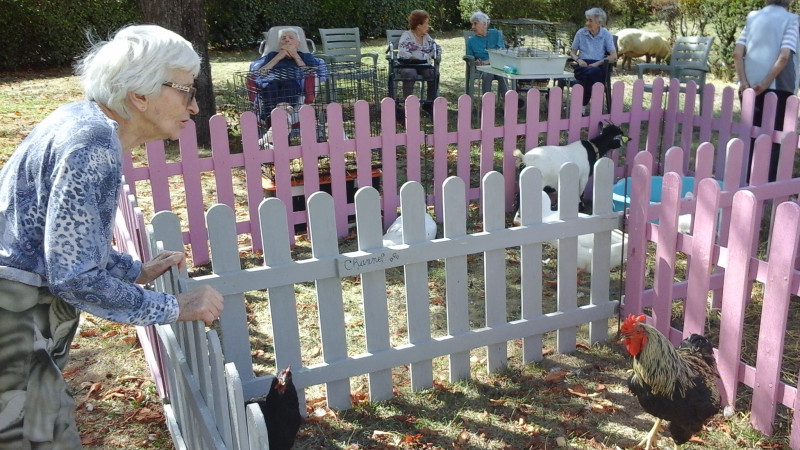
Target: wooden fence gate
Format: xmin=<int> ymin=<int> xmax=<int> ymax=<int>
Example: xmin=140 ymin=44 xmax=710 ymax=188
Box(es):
xmin=146 ymin=162 xmax=621 ymax=449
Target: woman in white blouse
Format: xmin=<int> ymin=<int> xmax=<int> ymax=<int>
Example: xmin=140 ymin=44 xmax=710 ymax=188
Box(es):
xmin=397 ymin=9 xmax=442 ymax=102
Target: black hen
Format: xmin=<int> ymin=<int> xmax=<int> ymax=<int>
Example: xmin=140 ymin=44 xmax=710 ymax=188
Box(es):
xmin=247 ymin=366 xmax=302 ymax=449
xmin=621 ymin=314 xmax=721 ymax=449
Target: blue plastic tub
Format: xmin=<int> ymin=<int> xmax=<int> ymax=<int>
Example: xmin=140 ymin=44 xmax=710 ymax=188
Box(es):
xmin=612 ymin=176 xmax=701 ymax=212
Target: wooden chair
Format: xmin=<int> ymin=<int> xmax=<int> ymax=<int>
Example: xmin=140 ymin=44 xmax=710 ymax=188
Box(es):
xmin=637 ymin=36 xmax=715 ymax=97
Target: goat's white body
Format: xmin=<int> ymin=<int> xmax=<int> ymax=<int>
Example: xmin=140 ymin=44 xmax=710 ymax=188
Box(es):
xmin=515 ymin=141 xmax=591 ymax=202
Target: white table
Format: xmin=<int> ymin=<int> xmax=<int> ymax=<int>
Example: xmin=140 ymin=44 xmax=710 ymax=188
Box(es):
xmin=476 ymin=65 xmax=574 ymax=92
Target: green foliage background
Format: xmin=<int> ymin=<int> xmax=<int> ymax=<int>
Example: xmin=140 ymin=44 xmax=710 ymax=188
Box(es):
xmin=0 ymin=0 xmax=141 ymax=70
xmin=0 ymin=0 xmax=786 ymax=77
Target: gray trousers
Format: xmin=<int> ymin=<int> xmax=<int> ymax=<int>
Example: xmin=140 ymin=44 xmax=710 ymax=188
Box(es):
xmin=481 ymin=71 xmax=508 ymax=96
xmin=0 ymin=279 xmax=81 ymax=449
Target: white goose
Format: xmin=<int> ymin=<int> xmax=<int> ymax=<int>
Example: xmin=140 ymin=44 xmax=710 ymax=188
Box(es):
xmin=515 ymin=191 xmax=627 ymax=272
xmin=382 ymin=212 xmax=438 ymax=247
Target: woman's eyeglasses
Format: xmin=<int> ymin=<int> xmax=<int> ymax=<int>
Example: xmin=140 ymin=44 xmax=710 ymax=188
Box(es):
xmin=162 ymin=82 xmax=197 ymax=106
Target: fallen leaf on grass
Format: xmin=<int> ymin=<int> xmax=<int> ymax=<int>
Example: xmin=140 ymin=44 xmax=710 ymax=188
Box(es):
xmin=488 ymin=398 xmax=506 ymax=406
xmin=371 ymin=430 xmax=397 ymax=443
xmin=539 ymin=386 xmax=567 ymax=395
xmin=132 ymin=407 xmax=164 ymax=424
xmin=587 ymin=398 xmax=617 ymax=413
xmin=350 ymin=390 xmax=369 ymax=405
xmin=403 ymin=433 xmax=423 ymax=444
xmin=116 ymin=375 xmax=143 ymax=384
xmin=453 ymin=430 xmax=470 ymax=446
xmin=80 ymin=329 xmax=99 ymax=338
xmin=389 ymin=414 xmax=419 ymax=424
xmin=427 ymin=378 xmax=448 ymax=391
xmin=544 ymin=369 xmax=569 ymax=383
xmin=755 ymin=441 xmax=786 ymax=449
xmin=81 ymin=436 xmax=103 ymax=445
xmin=87 ymin=382 xmax=103 ymax=398
xmin=567 ymin=384 xmax=587 ymax=396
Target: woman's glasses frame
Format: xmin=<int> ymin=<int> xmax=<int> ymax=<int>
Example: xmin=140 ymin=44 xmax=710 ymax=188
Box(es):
xmin=162 ymin=81 xmax=197 ymax=106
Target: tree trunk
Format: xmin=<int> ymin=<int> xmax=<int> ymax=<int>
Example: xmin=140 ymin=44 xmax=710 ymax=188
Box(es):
xmin=137 ymin=0 xmax=214 ymax=146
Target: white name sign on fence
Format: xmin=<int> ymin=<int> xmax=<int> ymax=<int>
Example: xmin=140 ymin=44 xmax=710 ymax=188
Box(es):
xmin=336 ymin=250 xmax=403 ymax=276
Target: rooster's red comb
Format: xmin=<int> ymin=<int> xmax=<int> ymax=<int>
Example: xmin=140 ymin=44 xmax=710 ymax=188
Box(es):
xmin=620 ymin=314 xmax=645 ymax=334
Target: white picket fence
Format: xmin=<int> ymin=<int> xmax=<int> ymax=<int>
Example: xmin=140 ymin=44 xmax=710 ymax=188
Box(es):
xmin=146 ymin=161 xmax=622 ymax=449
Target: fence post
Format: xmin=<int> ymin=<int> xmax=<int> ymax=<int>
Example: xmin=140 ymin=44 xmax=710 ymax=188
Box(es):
xmin=751 ymin=201 xmax=800 ymax=435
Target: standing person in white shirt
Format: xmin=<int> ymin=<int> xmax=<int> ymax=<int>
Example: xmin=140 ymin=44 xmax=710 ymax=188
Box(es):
xmin=734 ymin=0 xmax=799 ymax=182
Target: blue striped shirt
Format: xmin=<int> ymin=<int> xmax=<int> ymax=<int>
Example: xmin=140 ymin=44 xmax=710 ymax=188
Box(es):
xmin=571 ymin=27 xmax=616 ymax=61
xmin=0 ymin=101 xmax=179 ymax=325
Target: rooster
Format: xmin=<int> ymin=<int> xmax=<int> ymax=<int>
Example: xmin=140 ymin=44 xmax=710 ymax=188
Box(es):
xmin=620 ymin=314 xmax=720 ymax=449
xmin=246 ymin=366 xmax=302 ymax=449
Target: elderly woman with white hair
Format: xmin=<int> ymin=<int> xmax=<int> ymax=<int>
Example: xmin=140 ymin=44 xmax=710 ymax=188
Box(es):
xmin=570 ymin=7 xmax=617 ymax=106
xmin=466 ymin=11 xmax=508 ymax=96
xmin=0 ymin=24 xmax=224 ymax=447
xmin=249 ymin=28 xmax=325 ymax=128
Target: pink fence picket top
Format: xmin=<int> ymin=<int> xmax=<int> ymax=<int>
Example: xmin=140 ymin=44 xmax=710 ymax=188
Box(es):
xmin=122 ymin=80 xmax=799 ymax=266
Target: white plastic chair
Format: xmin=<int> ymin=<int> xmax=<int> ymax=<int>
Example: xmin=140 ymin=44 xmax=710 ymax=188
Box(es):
xmin=258 ymin=25 xmax=316 ymax=56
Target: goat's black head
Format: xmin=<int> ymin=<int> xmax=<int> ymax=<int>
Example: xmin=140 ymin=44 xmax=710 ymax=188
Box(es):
xmin=590 ymin=122 xmax=628 ymax=157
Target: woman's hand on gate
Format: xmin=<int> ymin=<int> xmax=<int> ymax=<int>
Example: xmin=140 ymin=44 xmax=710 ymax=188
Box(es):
xmin=136 ymin=251 xmax=186 ymax=284
xmin=176 ymin=285 xmax=224 ymax=326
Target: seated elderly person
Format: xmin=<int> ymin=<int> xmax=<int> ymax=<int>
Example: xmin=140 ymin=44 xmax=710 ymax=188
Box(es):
xmin=397 ymin=9 xmax=442 ymax=106
xmin=249 ymin=28 xmax=325 ymax=126
xmin=570 ymin=7 xmax=617 ymax=106
xmin=466 ymin=11 xmax=507 ymax=97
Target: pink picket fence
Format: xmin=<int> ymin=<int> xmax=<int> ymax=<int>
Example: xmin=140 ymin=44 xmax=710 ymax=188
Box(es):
xmin=115 ymin=77 xmax=800 ymax=447
xmin=622 ymin=134 xmax=800 ymax=447
xmin=121 ymin=78 xmax=798 ymax=267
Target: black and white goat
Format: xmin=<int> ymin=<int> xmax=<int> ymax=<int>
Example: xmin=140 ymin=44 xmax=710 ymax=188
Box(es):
xmin=513 ymin=122 xmax=628 ymax=209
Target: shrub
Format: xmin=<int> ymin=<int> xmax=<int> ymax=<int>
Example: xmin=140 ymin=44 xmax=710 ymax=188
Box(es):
xmin=205 ymin=0 xmax=266 ymax=48
xmin=0 ymin=0 xmax=140 ymax=71
xmin=703 ymin=0 xmax=760 ymax=81
xmin=612 ymin=0 xmax=654 ymax=29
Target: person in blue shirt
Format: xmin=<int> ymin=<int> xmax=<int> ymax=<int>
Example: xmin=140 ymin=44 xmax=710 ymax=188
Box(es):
xmin=570 ymin=7 xmax=617 ymax=106
xmin=0 ymin=25 xmax=224 ymax=447
xmin=466 ymin=11 xmax=508 ymax=96
xmin=249 ymin=28 xmax=326 ymax=128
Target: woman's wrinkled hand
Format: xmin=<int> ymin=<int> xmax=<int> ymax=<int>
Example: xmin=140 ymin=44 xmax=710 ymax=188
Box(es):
xmin=136 ymin=251 xmax=185 ymax=285
xmin=176 ymin=285 xmax=224 ymax=326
